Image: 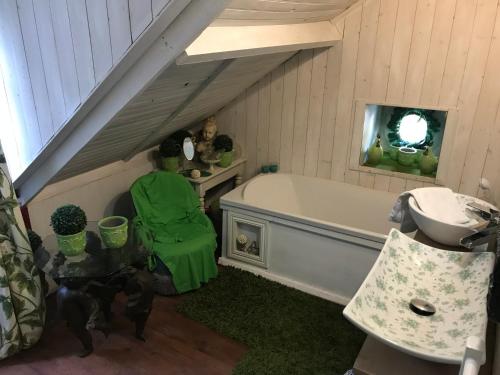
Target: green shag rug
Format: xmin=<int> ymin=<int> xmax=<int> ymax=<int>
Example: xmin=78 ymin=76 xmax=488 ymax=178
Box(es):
xmin=176 ymin=267 xmax=366 ymax=375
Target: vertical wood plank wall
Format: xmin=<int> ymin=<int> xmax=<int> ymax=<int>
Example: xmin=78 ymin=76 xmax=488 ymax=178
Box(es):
xmin=0 ymin=0 xmax=170 ymax=180
xmin=216 ymin=0 xmax=500 ymax=204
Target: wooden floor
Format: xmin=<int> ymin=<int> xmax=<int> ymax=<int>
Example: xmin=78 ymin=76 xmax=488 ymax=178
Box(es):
xmin=0 ymin=294 xmax=247 ymax=375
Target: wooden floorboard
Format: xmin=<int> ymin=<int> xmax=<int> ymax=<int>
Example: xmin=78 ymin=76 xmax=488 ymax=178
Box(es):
xmin=0 ymin=294 xmax=247 ymax=375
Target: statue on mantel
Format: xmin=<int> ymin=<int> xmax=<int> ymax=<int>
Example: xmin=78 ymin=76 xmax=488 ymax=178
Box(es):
xmin=195 ymin=116 xmax=218 ymax=158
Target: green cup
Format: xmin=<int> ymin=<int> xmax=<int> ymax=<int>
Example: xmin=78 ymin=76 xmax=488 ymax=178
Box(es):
xmin=398 ymin=147 xmax=417 ymax=166
xmin=98 ymin=216 xmax=128 ymax=249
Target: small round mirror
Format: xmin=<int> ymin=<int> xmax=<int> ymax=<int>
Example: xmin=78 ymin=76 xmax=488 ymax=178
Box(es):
xmin=183 ymin=137 xmax=195 ymax=161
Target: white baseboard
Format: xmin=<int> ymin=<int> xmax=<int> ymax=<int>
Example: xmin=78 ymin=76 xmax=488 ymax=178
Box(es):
xmin=218 ymin=256 xmax=351 ymax=306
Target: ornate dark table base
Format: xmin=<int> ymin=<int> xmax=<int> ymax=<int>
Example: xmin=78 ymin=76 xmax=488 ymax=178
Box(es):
xmin=35 ymin=224 xmax=155 ymax=357
xmin=56 ymin=267 xmax=154 ymax=357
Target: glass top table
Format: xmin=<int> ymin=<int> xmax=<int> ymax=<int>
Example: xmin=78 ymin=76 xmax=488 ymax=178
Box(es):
xmin=34 ymin=221 xmax=150 ymax=280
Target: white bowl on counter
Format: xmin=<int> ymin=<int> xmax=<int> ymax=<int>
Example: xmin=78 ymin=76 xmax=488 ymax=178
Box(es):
xmin=408 ymin=194 xmax=496 ymax=246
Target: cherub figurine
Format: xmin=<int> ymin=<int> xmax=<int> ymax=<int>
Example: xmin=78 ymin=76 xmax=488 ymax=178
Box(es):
xmin=196 ymin=116 xmax=217 ymax=157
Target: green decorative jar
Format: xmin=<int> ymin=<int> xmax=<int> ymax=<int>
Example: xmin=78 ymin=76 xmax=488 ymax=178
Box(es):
xmin=162 ymin=156 xmax=179 ymax=172
xmin=218 ymin=150 xmax=234 ymax=168
xmin=56 ymin=230 xmax=86 ymax=256
xmin=389 ymin=144 xmax=399 ymax=160
xmin=414 ymin=148 xmax=424 ymax=165
xmin=367 ymin=135 xmax=383 ymax=165
xmin=419 ymin=147 xmax=438 ymax=175
xmin=398 ymin=147 xmax=417 ymax=166
xmin=98 ymin=216 xmax=128 ymax=249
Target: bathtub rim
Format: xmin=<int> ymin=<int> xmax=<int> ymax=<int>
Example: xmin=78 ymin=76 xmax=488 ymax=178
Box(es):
xmin=221 ymin=174 xmax=396 ymax=250
xmin=221 ymin=201 xmax=387 ymax=252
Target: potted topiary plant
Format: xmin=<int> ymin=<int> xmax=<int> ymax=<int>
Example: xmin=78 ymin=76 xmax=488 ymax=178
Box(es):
xmin=159 ymin=137 xmax=181 ymax=172
xmin=213 ymin=134 xmax=234 ymax=167
xmin=98 ymin=216 xmax=128 ymax=249
xmin=169 ymin=129 xmax=193 ymax=150
xmin=50 ymin=204 xmax=87 ymax=256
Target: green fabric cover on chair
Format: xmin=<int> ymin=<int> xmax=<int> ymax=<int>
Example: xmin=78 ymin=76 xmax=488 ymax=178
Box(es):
xmin=130 ymin=171 xmax=217 ymax=293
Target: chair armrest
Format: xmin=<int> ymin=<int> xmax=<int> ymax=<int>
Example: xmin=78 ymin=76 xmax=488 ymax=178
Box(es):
xmin=132 ymin=217 xmax=155 ymax=250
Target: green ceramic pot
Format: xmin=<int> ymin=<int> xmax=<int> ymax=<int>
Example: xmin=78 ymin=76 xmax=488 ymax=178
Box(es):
xmin=389 ymin=145 xmax=400 ymax=160
xmin=218 ymin=150 xmax=234 ymax=168
xmin=367 ymin=138 xmax=383 ymax=165
xmin=414 ymin=148 xmax=424 ymax=164
xmin=420 ymin=149 xmax=438 ymax=175
xmin=398 ymin=147 xmax=417 ymax=166
xmin=162 ymin=156 xmax=179 ymax=172
xmin=56 ymin=230 xmax=86 ymax=256
xmin=98 ymin=216 xmax=128 ymax=249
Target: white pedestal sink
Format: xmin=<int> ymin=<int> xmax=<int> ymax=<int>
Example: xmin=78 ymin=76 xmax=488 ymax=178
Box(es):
xmin=343 ymin=229 xmax=494 ymax=366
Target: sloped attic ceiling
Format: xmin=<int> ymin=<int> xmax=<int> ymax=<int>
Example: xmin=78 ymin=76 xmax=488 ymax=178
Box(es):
xmin=56 ymin=52 xmax=295 ymax=181
xmin=14 ymin=0 xmax=359 ymax=202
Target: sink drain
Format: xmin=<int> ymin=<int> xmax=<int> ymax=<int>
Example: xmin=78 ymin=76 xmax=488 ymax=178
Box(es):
xmin=409 ymin=298 xmax=436 ymax=316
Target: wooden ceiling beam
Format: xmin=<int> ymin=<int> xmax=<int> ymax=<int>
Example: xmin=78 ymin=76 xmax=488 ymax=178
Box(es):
xmin=176 ymin=20 xmax=341 ymax=65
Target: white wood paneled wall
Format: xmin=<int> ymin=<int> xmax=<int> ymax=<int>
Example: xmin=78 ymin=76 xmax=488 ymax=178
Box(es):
xmin=216 ymin=0 xmax=500 ymax=204
xmin=0 ymin=0 xmax=169 ymax=180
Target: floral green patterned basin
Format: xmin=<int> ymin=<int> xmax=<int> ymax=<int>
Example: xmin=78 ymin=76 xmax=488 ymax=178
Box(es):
xmin=343 ymin=228 xmax=494 ymax=364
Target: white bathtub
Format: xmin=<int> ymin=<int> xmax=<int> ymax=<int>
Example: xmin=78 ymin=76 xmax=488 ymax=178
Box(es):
xmin=220 ymin=173 xmax=400 ymax=304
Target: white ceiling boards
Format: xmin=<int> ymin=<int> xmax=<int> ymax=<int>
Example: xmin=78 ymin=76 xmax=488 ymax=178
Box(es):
xmin=4 ymin=0 xmax=359 ymax=202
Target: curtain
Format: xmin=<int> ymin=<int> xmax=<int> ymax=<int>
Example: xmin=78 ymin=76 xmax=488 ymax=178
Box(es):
xmin=0 ymin=165 xmax=44 ymax=359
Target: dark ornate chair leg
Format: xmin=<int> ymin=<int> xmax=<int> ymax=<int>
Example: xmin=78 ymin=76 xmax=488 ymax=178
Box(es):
xmin=57 ymin=286 xmax=94 ymax=357
xmin=102 ymin=302 xmax=113 ymax=322
xmin=73 ymin=327 xmax=93 ymax=358
xmin=123 ymin=269 xmax=154 ymax=341
xmin=134 ymin=313 xmax=148 ymax=341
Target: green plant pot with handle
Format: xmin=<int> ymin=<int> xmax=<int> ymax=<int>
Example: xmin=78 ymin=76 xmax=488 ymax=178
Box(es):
xmin=56 ymin=230 xmax=86 ymax=256
xmin=162 ymin=156 xmax=179 ymax=172
xmin=98 ymin=216 xmax=128 ymax=249
xmin=218 ymin=150 xmax=234 ymax=168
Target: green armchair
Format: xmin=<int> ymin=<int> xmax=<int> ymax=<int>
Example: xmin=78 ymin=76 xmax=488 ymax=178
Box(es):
xmin=130 ymin=171 xmax=218 ymax=293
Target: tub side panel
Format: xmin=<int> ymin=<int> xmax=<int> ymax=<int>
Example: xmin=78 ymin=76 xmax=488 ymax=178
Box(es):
xmin=268 ymin=221 xmax=379 ymax=301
